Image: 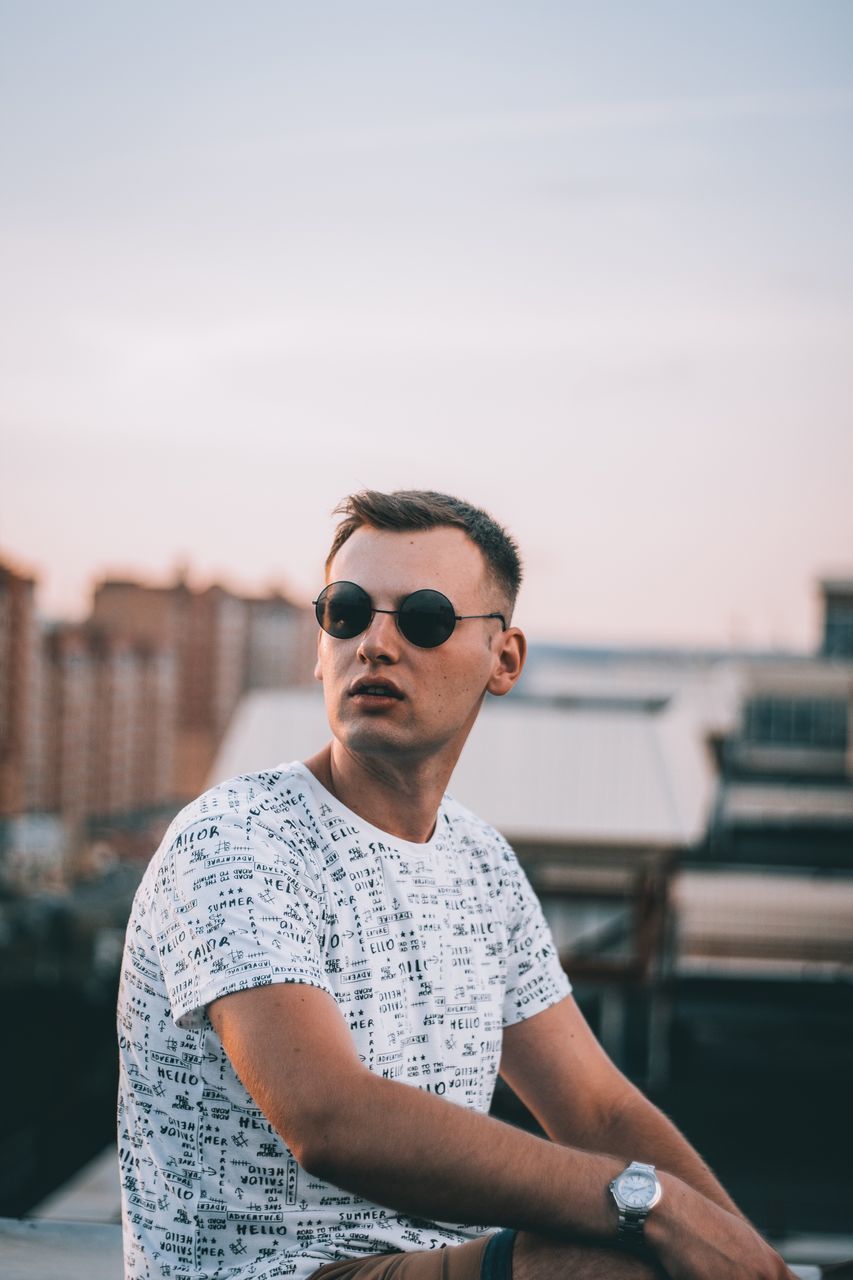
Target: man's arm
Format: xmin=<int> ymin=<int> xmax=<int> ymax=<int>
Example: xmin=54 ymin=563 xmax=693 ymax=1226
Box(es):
xmin=498 ymin=993 xmax=743 ymax=1217
xmin=210 ymin=982 xmax=622 ymax=1236
xmin=209 ymin=982 xmax=793 ymax=1279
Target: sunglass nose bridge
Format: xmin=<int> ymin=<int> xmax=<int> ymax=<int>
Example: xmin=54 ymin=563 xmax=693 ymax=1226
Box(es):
xmin=356 ymin=605 xmax=404 ymax=654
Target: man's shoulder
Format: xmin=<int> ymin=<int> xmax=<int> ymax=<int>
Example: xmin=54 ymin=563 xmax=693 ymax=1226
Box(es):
xmin=146 ymin=762 xmax=319 ymax=876
xmin=441 ymin=790 xmax=515 ymax=859
xmin=169 ymin=761 xmax=311 ymax=828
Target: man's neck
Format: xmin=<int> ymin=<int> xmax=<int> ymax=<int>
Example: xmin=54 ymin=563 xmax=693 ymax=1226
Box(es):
xmin=302 ymin=742 xmax=451 ymax=845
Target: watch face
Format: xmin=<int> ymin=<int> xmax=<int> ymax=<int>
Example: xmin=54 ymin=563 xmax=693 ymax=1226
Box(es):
xmin=616 ymin=1171 xmax=657 ymax=1208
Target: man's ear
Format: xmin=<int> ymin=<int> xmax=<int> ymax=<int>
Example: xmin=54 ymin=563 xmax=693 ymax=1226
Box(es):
xmin=313 ymin=631 xmax=323 ymax=683
xmin=487 ymin=627 xmax=526 ymax=697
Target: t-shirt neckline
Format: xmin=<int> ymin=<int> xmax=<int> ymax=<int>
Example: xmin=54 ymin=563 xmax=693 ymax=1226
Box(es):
xmin=286 ymin=760 xmax=446 ymax=854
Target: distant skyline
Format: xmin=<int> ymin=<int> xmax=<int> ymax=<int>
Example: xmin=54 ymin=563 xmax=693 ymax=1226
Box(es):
xmin=2 ymin=2 xmax=852 ymax=648
xmin=1 ymin=541 xmax=846 ymax=659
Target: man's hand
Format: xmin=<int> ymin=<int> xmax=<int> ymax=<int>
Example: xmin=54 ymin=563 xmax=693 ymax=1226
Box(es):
xmin=648 ymin=1173 xmax=798 ymax=1280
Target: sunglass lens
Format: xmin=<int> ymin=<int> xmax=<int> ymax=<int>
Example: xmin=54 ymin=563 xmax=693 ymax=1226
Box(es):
xmin=315 ymin=583 xmax=372 ymax=639
xmin=398 ymin=590 xmax=456 ymax=648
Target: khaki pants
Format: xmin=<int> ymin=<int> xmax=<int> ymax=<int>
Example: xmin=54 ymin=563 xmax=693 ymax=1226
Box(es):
xmin=309 ymin=1231 xmax=515 ymax=1280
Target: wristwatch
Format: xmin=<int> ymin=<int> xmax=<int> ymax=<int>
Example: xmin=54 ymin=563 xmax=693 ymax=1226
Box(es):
xmin=609 ymin=1161 xmax=663 ymax=1242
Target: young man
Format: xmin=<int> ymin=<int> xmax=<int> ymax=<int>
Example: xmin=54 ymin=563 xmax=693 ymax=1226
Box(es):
xmin=118 ymin=490 xmax=795 ymax=1280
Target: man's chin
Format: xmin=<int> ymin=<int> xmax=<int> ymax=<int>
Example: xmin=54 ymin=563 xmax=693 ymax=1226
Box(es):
xmin=332 ymin=718 xmax=410 ymax=758
xmin=333 ymin=713 xmax=454 ymax=766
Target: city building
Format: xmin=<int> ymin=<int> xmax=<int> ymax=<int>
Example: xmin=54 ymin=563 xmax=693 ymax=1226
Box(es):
xmin=1 ymin=560 xmax=316 ymax=885
xmin=42 ymin=624 xmax=97 ymax=822
xmin=713 ymin=657 xmax=853 ymax=871
xmin=92 ymin=576 xmax=313 ymax=798
xmin=40 ymin=624 xmax=178 ymax=823
xmin=245 ymin=590 xmax=315 ymax=690
xmin=0 ymin=559 xmax=39 ymax=818
xmin=821 ymin=577 xmax=853 ymax=659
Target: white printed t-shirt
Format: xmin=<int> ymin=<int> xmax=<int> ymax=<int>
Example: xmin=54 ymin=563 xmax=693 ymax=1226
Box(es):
xmin=118 ymin=762 xmax=571 ymax=1280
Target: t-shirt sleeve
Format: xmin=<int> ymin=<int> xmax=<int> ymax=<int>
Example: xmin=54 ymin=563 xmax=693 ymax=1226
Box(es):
xmin=501 ymin=844 xmax=572 ymax=1027
xmin=150 ymin=806 xmax=333 ymax=1030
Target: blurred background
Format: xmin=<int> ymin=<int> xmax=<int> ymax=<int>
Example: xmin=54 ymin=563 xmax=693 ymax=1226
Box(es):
xmin=1 ymin=0 xmax=852 ymax=1266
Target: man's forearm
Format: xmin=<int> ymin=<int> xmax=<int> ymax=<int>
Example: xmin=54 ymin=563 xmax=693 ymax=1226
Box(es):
xmin=300 ymin=1067 xmax=623 ymax=1240
xmin=592 ymin=1081 xmax=744 ymax=1220
xmin=215 ymin=982 xmax=624 ymax=1238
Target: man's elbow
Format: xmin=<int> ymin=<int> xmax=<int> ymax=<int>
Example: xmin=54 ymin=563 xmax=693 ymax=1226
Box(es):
xmin=283 ymin=1080 xmax=368 ymax=1183
xmin=291 ymin=1114 xmax=346 ymax=1182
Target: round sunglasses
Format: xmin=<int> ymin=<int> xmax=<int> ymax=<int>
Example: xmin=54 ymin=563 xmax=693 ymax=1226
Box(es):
xmin=313 ymin=581 xmax=507 ymax=649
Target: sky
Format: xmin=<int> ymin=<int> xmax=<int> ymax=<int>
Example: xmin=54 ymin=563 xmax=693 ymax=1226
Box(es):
xmin=2 ymin=1 xmax=852 ymax=648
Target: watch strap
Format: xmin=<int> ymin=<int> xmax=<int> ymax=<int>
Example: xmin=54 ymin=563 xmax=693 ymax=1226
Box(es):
xmin=615 ymin=1203 xmax=650 ymax=1241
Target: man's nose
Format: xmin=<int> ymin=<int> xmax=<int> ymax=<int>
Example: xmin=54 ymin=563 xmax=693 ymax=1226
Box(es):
xmin=356 ymin=609 xmax=401 ymax=663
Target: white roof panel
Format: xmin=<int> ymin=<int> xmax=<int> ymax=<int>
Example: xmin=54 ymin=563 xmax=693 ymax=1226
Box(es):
xmin=208 ymin=688 xmax=330 ymax=785
xmin=450 ymin=696 xmax=714 ymax=847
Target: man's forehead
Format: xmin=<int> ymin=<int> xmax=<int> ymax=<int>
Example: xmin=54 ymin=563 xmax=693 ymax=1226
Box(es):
xmin=327 ymin=525 xmax=489 ymax=592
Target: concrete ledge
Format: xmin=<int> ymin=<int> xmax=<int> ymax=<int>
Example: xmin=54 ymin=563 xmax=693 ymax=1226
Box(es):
xmin=31 ymin=1146 xmax=121 ymax=1223
xmin=1 ymin=1215 xmax=849 ymax=1279
xmin=0 ymin=1218 xmax=122 ymax=1279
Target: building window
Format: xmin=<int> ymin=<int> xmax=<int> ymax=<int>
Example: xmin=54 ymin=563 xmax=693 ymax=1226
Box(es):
xmin=824 ymin=614 xmax=853 ymax=658
xmin=743 ymin=696 xmax=848 ymax=750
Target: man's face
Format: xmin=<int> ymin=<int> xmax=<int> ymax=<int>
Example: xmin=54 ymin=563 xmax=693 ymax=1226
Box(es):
xmin=315 ymin=525 xmax=518 ymax=769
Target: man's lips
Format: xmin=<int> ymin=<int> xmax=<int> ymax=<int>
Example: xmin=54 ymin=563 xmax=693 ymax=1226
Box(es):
xmin=348 ymin=677 xmax=405 ymax=700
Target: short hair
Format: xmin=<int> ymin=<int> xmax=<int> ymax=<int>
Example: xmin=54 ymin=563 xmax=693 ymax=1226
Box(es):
xmin=326 ymin=489 xmax=523 ymax=615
